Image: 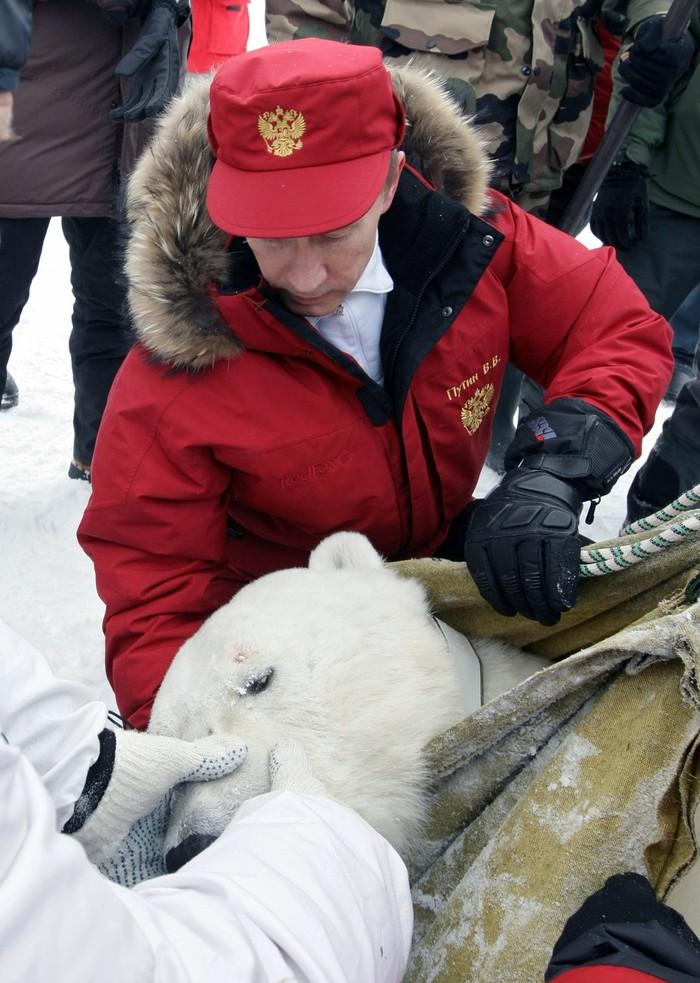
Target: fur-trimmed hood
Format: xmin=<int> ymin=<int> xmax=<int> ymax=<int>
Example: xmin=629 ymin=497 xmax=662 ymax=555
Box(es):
xmin=124 ymin=66 xmax=493 ymax=371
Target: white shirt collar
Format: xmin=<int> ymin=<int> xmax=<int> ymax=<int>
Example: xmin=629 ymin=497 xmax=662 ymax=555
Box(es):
xmin=307 ymin=235 xmax=392 ymax=386
xmin=352 ymin=234 xmax=394 ymax=296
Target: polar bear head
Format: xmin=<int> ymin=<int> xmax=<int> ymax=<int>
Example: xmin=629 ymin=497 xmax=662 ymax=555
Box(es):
xmin=149 ymin=532 xmax=465 ymax=870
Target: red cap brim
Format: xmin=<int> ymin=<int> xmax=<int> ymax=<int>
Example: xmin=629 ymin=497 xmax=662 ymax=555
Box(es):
xmin=206 ymin=148 xmax=392 ymax=238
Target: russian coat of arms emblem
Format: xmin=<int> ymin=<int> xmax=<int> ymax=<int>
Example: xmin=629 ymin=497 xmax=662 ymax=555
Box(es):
xmin=257 ymin=107 xmax=306 ymax=157
xmin=460 ymin=383 xmax=494 ymax=435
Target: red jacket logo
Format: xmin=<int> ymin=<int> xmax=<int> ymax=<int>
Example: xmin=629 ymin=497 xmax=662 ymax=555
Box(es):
xmin=281 ymin=450 xmax=353 ymax=490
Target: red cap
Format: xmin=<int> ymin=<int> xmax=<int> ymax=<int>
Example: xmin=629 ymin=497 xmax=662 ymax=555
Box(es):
xmin=206 ymin=39 xmax=406 ymax=238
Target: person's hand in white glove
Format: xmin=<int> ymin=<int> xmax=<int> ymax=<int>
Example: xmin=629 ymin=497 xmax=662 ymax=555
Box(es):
xmin=64 ymin=728 xmax=247 ymax=887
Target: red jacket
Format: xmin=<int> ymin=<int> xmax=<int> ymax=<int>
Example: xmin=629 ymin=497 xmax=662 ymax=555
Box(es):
xmin=186 ymin=0 xmax=249 ymax=74
xmin=78 ymin=73 xmax=672 ymax=729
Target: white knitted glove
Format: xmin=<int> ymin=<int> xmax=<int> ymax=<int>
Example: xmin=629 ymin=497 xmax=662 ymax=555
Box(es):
xmin=66 ymin=729 xmax=247 ymax=887
xmin=269 ymin=739 xmax=328 ymax=797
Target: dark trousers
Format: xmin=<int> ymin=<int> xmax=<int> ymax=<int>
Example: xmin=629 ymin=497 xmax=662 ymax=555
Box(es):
xmin=0 ymin=216 xmax=133 ymax=464
xmin=626 ymin=285 xmax=700 ymax=521
xmin=616 ymin=203 xmax=700 ymax=366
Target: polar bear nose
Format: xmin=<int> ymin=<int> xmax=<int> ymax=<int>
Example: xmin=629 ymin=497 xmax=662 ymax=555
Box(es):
xmin=165 ymin=833 xmax=217 ymax=872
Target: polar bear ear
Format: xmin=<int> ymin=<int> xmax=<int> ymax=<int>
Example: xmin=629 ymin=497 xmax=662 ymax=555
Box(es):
xmin=309 ymin=532 xmax=385 ymax=572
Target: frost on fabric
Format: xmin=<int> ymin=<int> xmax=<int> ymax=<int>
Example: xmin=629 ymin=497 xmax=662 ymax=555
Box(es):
xmin=407 ymin=635 xmax=700 ymax=983
xmin=534 ymin=735 xmax=604 ymax=844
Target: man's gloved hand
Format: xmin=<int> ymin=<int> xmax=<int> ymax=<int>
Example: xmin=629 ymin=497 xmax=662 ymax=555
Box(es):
xmin=590 ymin=158 xmax=648 ymax=249
xmin=620 ymin=15 xmax=696 ymax=107
xmin=64 ymin=728 xmax=247 ymax=886
xmin=112 ymin=0 xmax=187 ymax=121
xmin=466 ymin=398 xmax=635 ymax=626
xmin=464 ymin=469 xmax=583 ymax=626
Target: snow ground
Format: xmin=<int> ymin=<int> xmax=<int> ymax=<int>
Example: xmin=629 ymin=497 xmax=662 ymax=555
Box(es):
xmin=1 ymin=3 xmax=695 ymax=932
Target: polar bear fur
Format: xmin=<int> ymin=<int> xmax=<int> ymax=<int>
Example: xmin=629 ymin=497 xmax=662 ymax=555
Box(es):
xmin=149 ymin=532 xmax=547 ymax=862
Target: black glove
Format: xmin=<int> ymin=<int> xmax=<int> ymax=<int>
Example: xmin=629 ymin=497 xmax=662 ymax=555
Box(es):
xmin=112 ymin=0 xmax=187 ymax=121
xmin=464 ymin=469 xmax=582 ymax=626
xmin=86 ymin=0 xmax=146 ymax=25
xmin=590 ymin=158 xmax=648 ymax=249
xmin=465 ymin=399 xmax=634 ymax=626
xmin=620 ymin=15 xmax=696 ymax=107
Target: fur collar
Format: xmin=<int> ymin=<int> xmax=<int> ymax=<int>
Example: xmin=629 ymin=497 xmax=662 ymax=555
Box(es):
xmin=124 ymin=66 xmax=492 ymax=371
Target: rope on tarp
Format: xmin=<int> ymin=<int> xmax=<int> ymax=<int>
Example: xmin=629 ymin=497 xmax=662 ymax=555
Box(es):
xmin=579 ymin=484 xmax=700 ymax=577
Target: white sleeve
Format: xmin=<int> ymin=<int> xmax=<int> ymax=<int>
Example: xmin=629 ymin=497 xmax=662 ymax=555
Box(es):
xmin=135 ymin=790 xmax=414 ymax=983
xmin=1 ymin=745 xmax=413 ymax=983
xmin=0 ymin=617 xmax=107 ymax=828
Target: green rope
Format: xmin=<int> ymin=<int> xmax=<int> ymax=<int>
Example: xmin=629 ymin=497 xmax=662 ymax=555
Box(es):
xmin=579 ymin=484 xmax=700 ymax=578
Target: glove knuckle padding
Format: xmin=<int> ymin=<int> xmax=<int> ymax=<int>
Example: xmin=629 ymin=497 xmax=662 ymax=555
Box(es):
xmin=465 ymin=470 xmax=582 ymax=624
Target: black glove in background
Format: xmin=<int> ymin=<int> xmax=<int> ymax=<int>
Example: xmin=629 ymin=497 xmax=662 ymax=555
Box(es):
xmin=620 ymin=15 xmax=696 ymax=108
xmin=464 ymin=469 xmax=582 ymax=626
xmin=112 ymin=0 xmax=182 ymax=121
xmin=590 ymin=159 xmax=648 ymax=249
xmin=86 ymin=0 xmax=146 ymax=25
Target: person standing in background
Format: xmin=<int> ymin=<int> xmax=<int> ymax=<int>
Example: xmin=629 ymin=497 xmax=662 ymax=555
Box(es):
xmin=625 ymin=284 xmax=700 ymax=525
xmin=591 ymin=5 xmax=700 ymax=404
xmin=0 ymin=0 xmax=189 ymax=481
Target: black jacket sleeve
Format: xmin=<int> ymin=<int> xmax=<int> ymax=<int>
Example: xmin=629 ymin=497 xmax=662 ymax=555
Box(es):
xmin=546 ymin=872 xmax=700 ymax=983
xmin=0 ymin=0 xmax=33 ymax=91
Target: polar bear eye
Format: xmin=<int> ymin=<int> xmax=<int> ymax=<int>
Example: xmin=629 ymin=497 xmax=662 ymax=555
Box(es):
xmin=243 ymin=666 xmax=274 ymax=694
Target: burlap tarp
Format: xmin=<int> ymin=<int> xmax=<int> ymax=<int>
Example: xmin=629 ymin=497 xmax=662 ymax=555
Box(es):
xmin=387 ymin=514 xmax=700 ymax=982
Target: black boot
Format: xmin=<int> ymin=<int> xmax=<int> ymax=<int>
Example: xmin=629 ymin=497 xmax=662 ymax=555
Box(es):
xmin=663 ymin=361 xmax=694 ymax=403
xmin=1 ymin=371 xmax=18 ymax=410
xmin=68 ymin=458 xmax=91 ymax=482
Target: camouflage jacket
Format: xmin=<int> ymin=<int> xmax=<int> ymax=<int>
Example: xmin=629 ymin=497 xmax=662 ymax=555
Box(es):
xmin=266 ymin=0 xmax=669 ymax=213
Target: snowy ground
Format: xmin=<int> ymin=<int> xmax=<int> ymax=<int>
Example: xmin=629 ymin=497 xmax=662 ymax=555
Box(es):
xmin=0 ymin=216 xmax=672 ymax=708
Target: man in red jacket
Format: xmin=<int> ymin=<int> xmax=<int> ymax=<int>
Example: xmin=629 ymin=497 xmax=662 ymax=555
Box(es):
xmin=79 ymin=39 xmax=673 ymax=729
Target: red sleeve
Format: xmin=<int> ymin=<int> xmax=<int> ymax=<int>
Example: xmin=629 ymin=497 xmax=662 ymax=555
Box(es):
xmin=78 ymin=349 xmax=245 ymax=729
xmin=552 ymin=967 xmax=666 ymax=982
xmin=489 ymin=196 xmax=673 ymax=454
xmin=580 ymin=23 xmax=621 ymax=161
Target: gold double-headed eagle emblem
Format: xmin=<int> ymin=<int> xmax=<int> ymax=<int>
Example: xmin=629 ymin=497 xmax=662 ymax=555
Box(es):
xmin=460 ymin=383 xmax=494 ymax=435
xmin=257 ymin=106 xmax=306 ymax=157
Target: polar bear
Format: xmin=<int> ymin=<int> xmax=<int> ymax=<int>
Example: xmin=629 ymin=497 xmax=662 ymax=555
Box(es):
xmin=149 ymin=532 xmax=547 ymax=870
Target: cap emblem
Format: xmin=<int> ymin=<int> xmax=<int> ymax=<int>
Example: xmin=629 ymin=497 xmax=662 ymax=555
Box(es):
xmin=257 ymin=107 xmax=306 ymax=158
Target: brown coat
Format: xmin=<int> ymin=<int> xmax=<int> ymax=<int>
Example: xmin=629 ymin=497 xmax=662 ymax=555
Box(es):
xmin=0 ymin=0 xmax=150 ymax=218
